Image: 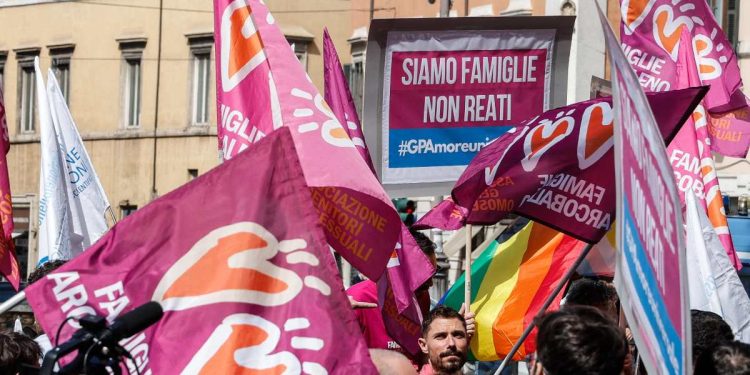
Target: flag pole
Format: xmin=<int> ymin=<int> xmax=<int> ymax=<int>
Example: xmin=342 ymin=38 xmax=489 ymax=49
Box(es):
xmin=0 ymin=291 xmax=27 ymax=315
xmin=493 ymin=242 xmax=594 ymax=374
xmin=465 ymin=224 xmax=472 ymax=313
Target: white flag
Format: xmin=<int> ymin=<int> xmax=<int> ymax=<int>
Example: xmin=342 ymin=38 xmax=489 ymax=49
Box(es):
xmin=46 ymin=69 xmax=111 ymax=255
xmin=686 ymin=192 xmax=750 ymax=342
xmin=36 ymin=58 xmax=72 ymax=264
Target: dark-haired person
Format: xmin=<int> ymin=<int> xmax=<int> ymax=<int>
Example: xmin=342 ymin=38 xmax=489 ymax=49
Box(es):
xmin=0 ymin=329 xmax=41 ymax=374
xmin=418 ymin=306 xmax=468 ymax=375
xmin=691 ymin=309 xmax=735 ymax=364
xmin=564 ymin=278 xmax=619 ymax=322
xmin=693 ymin=340 xmax=750 ymax=375
xmin=533 ymin=305 xmax=628 ymax=375
xmin=347 ymin=230 xmax=474 ymax=355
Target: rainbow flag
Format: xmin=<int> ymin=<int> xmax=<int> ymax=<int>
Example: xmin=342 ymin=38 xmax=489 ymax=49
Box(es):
xmin=440 ymin=221 xmax=585 ymax=361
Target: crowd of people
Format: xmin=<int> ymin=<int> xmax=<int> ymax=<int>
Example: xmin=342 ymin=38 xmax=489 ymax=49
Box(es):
xmin=0 ymin=232 xmax=747 ymax=374
xmin=351 ymin=232 xmax=750 ymax=374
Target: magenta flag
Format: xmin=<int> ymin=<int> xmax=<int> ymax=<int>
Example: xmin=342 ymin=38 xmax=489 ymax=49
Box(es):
xmin=26 ymin=128 xmax=378 ymax=374
xmin=322 ymin=29 xmax=434 ymax=314
xmin=0 ymin=90 xmax=19 ymax=290
xmin=620 ymin=0 xmax=750 ymax=156
xmin=212 ymin=0 xmax=400 ymax=281
xmin=323 ymin=28 xmax=376 ymax=174
xmin=665 ymin=28 xmax=740 ymax=269
xmin=415 ymin=88 xmax=706 ymax=243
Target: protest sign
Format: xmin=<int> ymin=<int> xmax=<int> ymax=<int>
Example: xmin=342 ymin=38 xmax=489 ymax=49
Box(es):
xmin=26 ymin=128 xmax=377 ymax=374
xmin=382 ymin=30 xmax=554 ymax=184
xmin=363 ymin=17 xmax=575 ymax=196
xmin=603 ymin=6 xmax=691 ymax=374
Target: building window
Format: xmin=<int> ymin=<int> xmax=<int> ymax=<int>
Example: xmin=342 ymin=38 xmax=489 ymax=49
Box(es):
xmin=186 ymin=33 xmax=213 ymax=127
xmin=726 ymin=0 xmax=739 ymax=49
xmin=118 ymin=38 xmax=146 ymax=129
xmin=349 ymin=56 xmax=365 ymax=117
xmin=15 ymin=48 xmax=40 ymax=134
xmin=287 ymin=39 xmax=309 ymax=71
xmin=124 ymin=58 xmax=141 ymax=127
xmin=0 ymin=51 xmax=6 ymax=95
xmin=119 ymin=200 xmax=138 ymax=219
xmin=188 ymin=168 xmax=198 ymax=180
xmin=49 ymin=44 xmax=74 ymax=104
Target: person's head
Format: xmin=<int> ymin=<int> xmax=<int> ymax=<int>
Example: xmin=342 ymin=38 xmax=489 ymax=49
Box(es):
xmin=691 ymin=309 xmax=734 ymax=363
xmin=410 ymin=228 xmax=437 ymax=315
xmin=418 ymin=306 xmax=467 ymax=375
xmin=369 ymin=349 xmax=417 ymax=375
xmin=0 ymin=330 xmax=41 ymax=374
xmin=564 ymin=278 xmax=619 ymax=322
xmin=693 ymin=341 xmax=750 ymax=375
xmin=27 ymin=260 xmax=67 ymax=285
xmin=534 ymin=305 xmax=628 ymax=375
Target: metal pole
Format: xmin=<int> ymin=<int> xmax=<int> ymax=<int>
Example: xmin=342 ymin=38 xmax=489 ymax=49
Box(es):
xmin=370 ymin=0 xmax=375 ymax=21
xmin=0 ymin=291 xmax=27 ymax=315
xmin=464 ymin=0 xmax=469 ymax=16
xmin=440 ymin=0 xmax=451 ymax=17
xmin=150 ymin=0 xmax=164 ymax=200
xmin=493 ymin=242 xmax=595 ymax=374
xmin=464 ymin=224 xmax=472 ymax=313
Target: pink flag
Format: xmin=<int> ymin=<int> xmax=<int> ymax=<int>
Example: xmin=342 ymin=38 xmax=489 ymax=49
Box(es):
xmin=26 ymin=128 xmax=377 ymax=373
xmin=323 ymin=28 xmax=375 ymax=174
xmin=620 ymin=0 xmax=750 ymax=156
xmin=213 ymin=0 xmax=400 ymax=281
xmin=0 ymin=90 xmax=19 ymax=290
xmin=415 ymin=88 xmax=706 ymax=243
xmin=322 ymin=29 xmax=434 ymax=314
xmin=666 ymin=28 xmax=740 ymax=268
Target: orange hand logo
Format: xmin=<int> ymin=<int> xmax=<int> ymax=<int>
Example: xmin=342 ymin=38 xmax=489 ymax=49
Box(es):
xmin=521 ymin=113 xmax=574 ymax=172
xmin=153 ymin=222 xmax=331 ymax=312
xmin=693 ymin=35 xmax=722 ymax=81
xmin=621 ymin=0 xmax=656 ymax=35
xmin=220 ymin=0 xmax=268 ymax=92
xmin=577 ymin=102 xmax=614 ymax=170
xmin=652 ymin=5 xmax=694 ymax=61
xmin=182 ymin=314 xmax=327 ymax=375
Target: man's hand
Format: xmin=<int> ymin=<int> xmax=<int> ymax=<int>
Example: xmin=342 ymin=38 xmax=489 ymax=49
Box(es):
xmin=459 ymin=303 xmax=476 ymax=339
xmin=348 ymin=296 xmax=377 ymax=309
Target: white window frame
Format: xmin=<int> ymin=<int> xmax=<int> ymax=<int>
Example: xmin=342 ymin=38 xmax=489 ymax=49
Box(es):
xmin=0 ymin=51 xmax=6 ymax=97
xmin=15 ymin=48 xmax=39 ymax=134
xmin=117 ymin=38 xmax=146 ymax=129
xmin=49 ymin=44 xmax=74 ymax=105
xmin=186 ymin=33 xmax=213 ymax=127
xmin=286 ymin=38 xmax=310 ymax=72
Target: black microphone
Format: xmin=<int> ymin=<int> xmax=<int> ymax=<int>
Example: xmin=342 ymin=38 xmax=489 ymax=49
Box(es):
xmin=98 ymin=301 xmax=164 ymax=344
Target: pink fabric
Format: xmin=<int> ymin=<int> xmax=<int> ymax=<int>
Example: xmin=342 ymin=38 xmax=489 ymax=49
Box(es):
xmin=619 ymin=0 xmax=750 ymax=156
xmin=665 ymin=28 xmax=740 ymax=269
xmin=26 ymin=129 xmax=377 ymax=374
xmin=347 ymin=280 xmax=401 ymax=351
xmin=0 ymin=89 xmax=19 ymax=290
xmin=415 ymin=88 xmax=706 ymax=244
xmin=323 ymin=28 xmax=375 ymax=174
xmin=213 ymin=0 xmax=400 ymax=281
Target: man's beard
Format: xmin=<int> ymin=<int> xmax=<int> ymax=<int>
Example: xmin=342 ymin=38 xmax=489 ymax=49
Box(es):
xmin=438 ymin=349 xmax=466 ymax=372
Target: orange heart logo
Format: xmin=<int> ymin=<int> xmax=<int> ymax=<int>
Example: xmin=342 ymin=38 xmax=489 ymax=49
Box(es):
xmin=521 ymin=115 xmax=574 ymax=172
xmin=653 ymin=5 xmax=693 ymax=61
xmin=220 ymin=0 xmax=268 ymax=92
xmin=153 ymin=222 xmax=327 ymax=312
xmin=621 ymin=0 xmax=656 ymax=35
xmin=577 ymin=102 xmax=614 ymax=170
